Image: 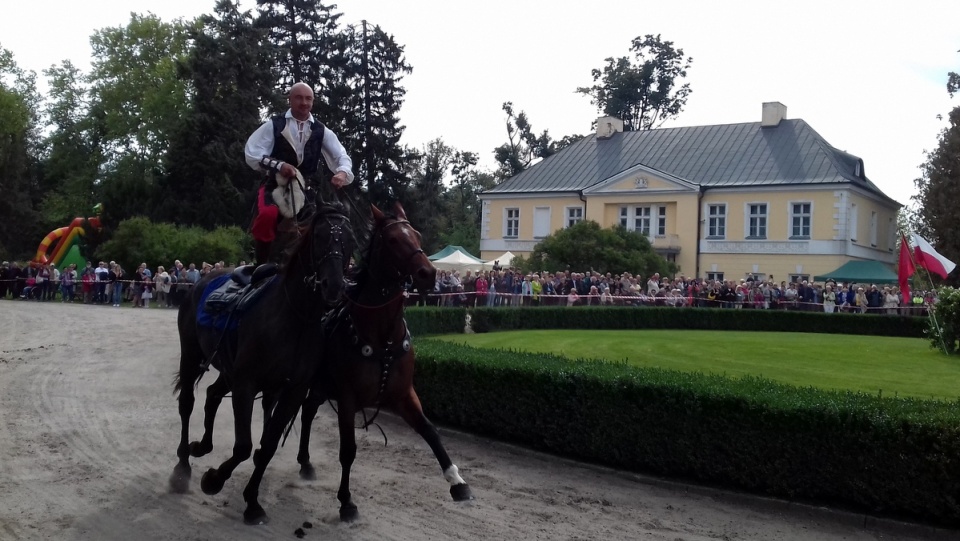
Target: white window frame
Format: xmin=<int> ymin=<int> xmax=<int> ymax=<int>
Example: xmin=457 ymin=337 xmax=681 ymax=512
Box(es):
xmin=707 ymin=203 xmax=726 ymax=239
xmin=504 ymin=208 xmax=519 ymax=238
xmin=619 ymin=206 xmax=629 ymax=228
xmin=633 ymin=206 xmax=652 ymax=236
xmin=870 ymin=211 xmax=878 ymax=247
xmin=746 ymin=202 xmax=768 ymax=239
xmin=789 ymin=201 xmax=812 ymax=239
xmin=706 ymin=272 xmax=724 ymax=282
xmin=849 ymin=203 xmax=858 ymax=242
xmin=565 ymin=206 xmax=583 ymax=228
xmin=656 ymin=206 xmax=666 ymax=236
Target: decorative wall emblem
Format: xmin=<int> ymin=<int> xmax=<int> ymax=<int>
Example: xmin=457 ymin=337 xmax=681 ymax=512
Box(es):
xmin=634 ymin=177 xmax=649 ymax=189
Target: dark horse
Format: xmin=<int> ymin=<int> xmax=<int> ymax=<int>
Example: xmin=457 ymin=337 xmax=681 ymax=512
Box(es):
xmin=170 ymin=201 xmax=355 ymax=524
xmin=297 ymin=201 xmax=474 ymax=521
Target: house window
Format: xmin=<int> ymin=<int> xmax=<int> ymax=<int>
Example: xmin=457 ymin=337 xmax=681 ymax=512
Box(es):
xmin=789 ymin=274 xmax=810 ymax=284
xmin=790 ymin=202 xmax=811 ymax=239
xmin=748 ymin=203 xmax=767 ymax=239
xmin=706 ymin=272 xmax=724 ymax=282
xmin=657 ymin=206 xmax=667 ymax=236
xmin=707 ymin=204 xmax=726 ymax=238
xmin=566 ymin=207 xmax=583 ymax=227
xmin=888 ymin=218 xmax=896 ymax=251
xmin=505 ymin=208 xmax=519 ymax=238
xmin=870 ymin=211 xmax=878 ymax=247
xmin=849 ymin=203 xmax=858 ymax=241
xmin=633 ymin=206 xmax=652 ymax=235
xmin=619 ymin=207 xmax=628 ymax=228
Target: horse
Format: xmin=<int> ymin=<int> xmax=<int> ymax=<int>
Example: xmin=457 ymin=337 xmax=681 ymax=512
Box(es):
xmin=296 ymin=201 xmax=474 ymax=522
xmin=169 ymin=200 xmax=355 ymax=525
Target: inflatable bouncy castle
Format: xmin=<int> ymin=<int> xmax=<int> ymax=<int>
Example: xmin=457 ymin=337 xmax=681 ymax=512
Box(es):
xmin=32 ymin=204 xmax=104 ymax=270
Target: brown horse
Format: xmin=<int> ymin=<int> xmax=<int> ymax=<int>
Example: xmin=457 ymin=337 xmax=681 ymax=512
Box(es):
xmin=170 ymin=201 xmax=355 ymax=524
xmin=297 ymin=201 xmax=474 ymax=521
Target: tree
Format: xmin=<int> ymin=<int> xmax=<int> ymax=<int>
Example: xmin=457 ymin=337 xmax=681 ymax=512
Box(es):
xmin=0 ymin=44 xmax=43 ymax=259
xmin=334 ymin=22 xmax=413 ymax=205
xmin=520 ymin=220 xmax=676 ymax=277
xmin=255 ymin=0 xmax=344 ymax=106
xmin=87 ymin=13 xmax=192 ymax=226
xmin=40 ymin=60 xmax=104 ymax=225
xmin=577 ymin=34 xmax=692 ymax=131
xmin=493 ymin=101 xmax=582 ymax=181
xmin=912 ymin=66 xmax=960 ymax=284
xmin=159 ymin=0 xmax=276 ymax=229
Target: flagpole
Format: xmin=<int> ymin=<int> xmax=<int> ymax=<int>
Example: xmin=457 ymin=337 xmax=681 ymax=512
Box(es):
xmin=902 ymin=230 xmax=949 ymax=354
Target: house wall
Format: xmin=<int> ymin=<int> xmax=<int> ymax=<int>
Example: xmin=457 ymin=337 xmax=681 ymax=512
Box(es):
xmin=479 ymin=185 xmax=899 ymax=282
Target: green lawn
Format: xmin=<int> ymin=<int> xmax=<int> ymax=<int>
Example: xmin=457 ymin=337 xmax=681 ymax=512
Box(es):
xmin=432 ymin=330 xmax=960 ymax=401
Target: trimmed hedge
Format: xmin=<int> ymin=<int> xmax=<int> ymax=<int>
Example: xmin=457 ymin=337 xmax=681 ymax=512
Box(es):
xmin=464 ymin=306 xmax=928 ymax=338
xmin=413 ymin=339 xmax=960 ymax=527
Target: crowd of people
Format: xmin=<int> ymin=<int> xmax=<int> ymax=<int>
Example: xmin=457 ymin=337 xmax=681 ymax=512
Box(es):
xmin=0 ymin=259 xmax=235 ymax=307
xmin=2 ymin=259 xmax=939 ymax=316
xmin=423 ymin=267 xmax=938 ymax=315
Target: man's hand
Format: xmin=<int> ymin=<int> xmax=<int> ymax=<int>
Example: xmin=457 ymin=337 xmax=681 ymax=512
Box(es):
xmin=331 ymin=171 xmax=349 ymax=188
xmin=279 ymin=162 xmax=298 ymax=179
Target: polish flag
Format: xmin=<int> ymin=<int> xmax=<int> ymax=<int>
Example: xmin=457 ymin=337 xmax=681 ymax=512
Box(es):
xmin=911 ymin=233 xmax=957 ymax=279
xmin=898 ymin=234 xmax=915 ymax=301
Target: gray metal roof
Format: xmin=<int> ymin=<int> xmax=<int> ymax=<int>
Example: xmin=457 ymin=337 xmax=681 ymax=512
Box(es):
xmin=487 ymin=119 xmax=895 ymax=202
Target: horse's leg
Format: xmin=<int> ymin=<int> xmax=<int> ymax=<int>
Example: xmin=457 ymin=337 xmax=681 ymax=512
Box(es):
xmin=336 ymin=399 xmax=360 ymax=522
xmin=395 ymin=387 xmax=474 ymax=501
xmin=297 ymin=389 xmax=326 ymax=480
xmin=200 ymin=384 xmax=256 ymax=497
xmin=169 ymin=341 xmax=204 ymax=493
xmin=189 ymin=374 xmax=229 ymax=457
xmin=241 ymin=385 xmax=309 ymax=525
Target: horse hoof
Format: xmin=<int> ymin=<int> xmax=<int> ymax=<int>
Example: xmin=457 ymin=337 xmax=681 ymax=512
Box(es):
xmin=168 ymin=463 xmax=191 ymax=494
xmin=243 ymin=503 xmax=269 ymax=525
xmin=200 ymin=468 xmax=224 ymax=495
xmin=189 ymin=440 xmax=212 ymax=457
xmin=299 ymin=464 xmax=317 ymax=481
xmin=339 ymin=504 xmax=359 ymax=522
xmin=450 ymin=483 xmax=474 ymax=501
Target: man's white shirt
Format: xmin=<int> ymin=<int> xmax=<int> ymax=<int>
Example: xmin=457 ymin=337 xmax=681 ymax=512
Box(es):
xmin=244 ymin=110 xmax=355 ymax=184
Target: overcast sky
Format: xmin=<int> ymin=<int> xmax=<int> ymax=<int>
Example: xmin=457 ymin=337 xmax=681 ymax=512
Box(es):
xmin=3 ymin=0 xmax=958 ymax=206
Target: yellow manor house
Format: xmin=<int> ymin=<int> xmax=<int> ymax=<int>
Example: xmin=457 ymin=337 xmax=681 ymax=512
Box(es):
xmin=478 ymin=102 xmax=901 ymax=283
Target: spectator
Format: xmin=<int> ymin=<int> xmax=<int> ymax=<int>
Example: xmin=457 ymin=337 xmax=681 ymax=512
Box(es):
xmin=156 ymin=266 xmax=172 ymax=308
xmin=60 ymin=263 xmax=77 ymax=302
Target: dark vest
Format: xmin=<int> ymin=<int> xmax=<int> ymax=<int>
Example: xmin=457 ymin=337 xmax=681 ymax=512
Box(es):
xmin=269 ymin=116 xmax=326 ymax=175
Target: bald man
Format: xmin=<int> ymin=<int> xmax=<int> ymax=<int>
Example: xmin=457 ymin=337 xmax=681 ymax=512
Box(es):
xmin=244 ymin=82 xmax=355 ymax=265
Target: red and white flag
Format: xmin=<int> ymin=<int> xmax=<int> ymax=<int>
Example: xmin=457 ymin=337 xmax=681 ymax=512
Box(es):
xmin=898 ymin=233 xmax=915 ymax=301
xmin=911 ymin=233 xmax=957 ymax=279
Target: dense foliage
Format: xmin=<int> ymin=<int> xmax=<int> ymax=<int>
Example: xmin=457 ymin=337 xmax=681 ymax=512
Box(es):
xmin=516 ymin=220 xmax=677 ymax=277
xmin=98 ymin=217 xmax=249 ymax=273
xmin=576 ymin=34 xmax=693 ymax=131
xmin=929 ymin=286 xmax=960 ymax=353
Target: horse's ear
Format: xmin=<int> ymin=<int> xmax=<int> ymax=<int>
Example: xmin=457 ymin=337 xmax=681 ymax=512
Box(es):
xmin=393 ymin=201 xmax=407 ymax=220
xmin=370 ymin=204 xmax=385 ymax=222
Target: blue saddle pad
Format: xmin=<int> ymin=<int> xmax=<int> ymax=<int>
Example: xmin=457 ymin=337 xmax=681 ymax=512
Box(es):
xmin=197 ymin=274 xmax=275 ymax=331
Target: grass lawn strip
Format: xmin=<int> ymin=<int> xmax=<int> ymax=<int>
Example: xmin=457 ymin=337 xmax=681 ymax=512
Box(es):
xmin=433 ymin=330 xmax=960 ymax=401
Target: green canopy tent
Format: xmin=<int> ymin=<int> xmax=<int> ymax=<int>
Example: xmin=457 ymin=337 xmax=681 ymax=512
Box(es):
xmin=813 ymin=260 xmax=897 ymax=283
xmin=427 ymin=245 xmax=479 ymax=261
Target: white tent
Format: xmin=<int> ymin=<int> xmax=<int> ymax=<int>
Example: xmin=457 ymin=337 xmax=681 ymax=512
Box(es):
xmin=484 ymin=251 xmax=516 ymax=269
xmin=432 ymin=250 xmax=487 ymax=273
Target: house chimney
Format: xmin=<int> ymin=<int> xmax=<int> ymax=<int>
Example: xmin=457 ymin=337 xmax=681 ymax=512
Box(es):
xmin=595 ymin=116 xmax=624 ymax=139
xmin=761 ymin=102 xmax=787 ymax=127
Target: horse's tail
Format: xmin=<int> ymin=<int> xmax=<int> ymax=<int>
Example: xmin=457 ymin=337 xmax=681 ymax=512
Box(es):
xmin=172 ymin=371 xmax=184 ymax=396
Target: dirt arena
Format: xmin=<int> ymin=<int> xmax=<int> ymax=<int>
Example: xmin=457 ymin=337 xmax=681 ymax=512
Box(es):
xmin=0 ymin=301 xmax=951 ymax=540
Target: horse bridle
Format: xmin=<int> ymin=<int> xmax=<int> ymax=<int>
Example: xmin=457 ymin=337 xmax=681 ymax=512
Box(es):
xmin=302 ymin=210 xmax=351 ymax=292
xmin=374 ymin=218 xmax=426 ymax=286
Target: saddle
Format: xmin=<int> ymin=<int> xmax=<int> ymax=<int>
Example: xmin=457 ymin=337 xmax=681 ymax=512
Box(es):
xmin=199 ymin=264 xmax=278 ymax=330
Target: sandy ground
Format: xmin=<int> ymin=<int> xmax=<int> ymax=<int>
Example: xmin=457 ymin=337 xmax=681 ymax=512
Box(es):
xmin=0 ymin=300 xmax=953 ymax=541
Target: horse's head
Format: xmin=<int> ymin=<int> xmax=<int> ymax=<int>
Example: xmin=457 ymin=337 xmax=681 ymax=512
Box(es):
xmin=304 ymin=200 xmax=355 ymax=305
xmin=370 ymin=202 xmax=436 ymax=295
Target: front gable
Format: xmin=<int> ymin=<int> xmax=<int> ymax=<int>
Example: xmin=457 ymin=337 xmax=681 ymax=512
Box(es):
xmin=582 ymin=163 xmax=699 ymax=195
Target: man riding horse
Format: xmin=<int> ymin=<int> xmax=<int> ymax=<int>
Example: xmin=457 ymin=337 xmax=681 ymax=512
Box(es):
xmin=244 ymin=82 xmax=354 ymax=265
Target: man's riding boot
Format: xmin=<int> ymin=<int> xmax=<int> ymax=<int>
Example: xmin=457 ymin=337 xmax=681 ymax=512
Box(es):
xmin=254 ymin=240 xmax=272 ymax=266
